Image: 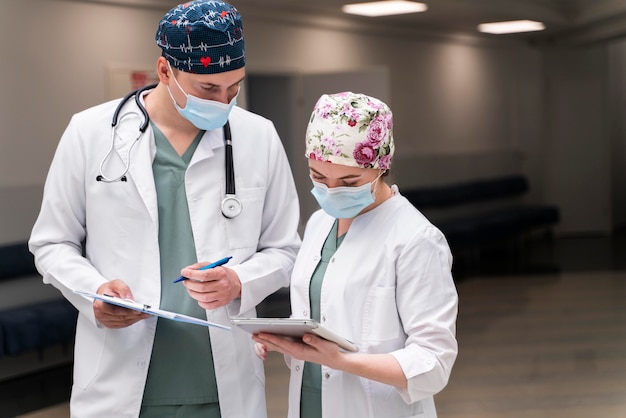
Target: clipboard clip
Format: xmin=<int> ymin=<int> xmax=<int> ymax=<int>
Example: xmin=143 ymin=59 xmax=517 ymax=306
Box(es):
xmin=103 ymin=294 xmax=150 ymax=311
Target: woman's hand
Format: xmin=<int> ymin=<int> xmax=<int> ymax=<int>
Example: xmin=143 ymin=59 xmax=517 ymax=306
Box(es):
xmin=253 ymin=332 xmax=408 ymax=388
xmin=254 ymin=342 xmax=268 ymax=360
xmin=252 ymin=333 xmax=344 ymax=369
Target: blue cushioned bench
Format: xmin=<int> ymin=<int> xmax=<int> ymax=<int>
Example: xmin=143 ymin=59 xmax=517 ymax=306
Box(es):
xmin=0 ymin=242 xmax=77 ymax=360
xmin=403 ymin=175 xmax=560 ymax=252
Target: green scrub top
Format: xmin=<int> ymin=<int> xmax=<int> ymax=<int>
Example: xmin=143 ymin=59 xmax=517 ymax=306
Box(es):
xmin=301 ymin=220 xmax=345 ymax=418
xmin=141 ymin=124 xmax=220 ymax=412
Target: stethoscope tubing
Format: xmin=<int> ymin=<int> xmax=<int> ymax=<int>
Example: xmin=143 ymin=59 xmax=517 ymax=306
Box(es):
xmin=112 ymin=83 xmax=156 ymax=133
xmin=97 ymin=84 xmax=241 ymax=217
xmin=220 ymin=121 xmax=241 ymax=218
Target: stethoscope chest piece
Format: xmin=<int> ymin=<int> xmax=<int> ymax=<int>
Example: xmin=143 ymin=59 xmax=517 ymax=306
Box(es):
xmin=221 ymin=194 xmax=242 ymax=218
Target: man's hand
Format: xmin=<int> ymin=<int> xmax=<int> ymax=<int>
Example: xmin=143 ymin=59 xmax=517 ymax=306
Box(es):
xmin=93 ymin=279 xmax=150 ymax=329
xmin=180 ymin=263 xmax=242 ymax=310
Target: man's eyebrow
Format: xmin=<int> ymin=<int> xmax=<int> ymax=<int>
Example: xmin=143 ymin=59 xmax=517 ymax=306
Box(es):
xmin=200 ymin=76 xmax=246 ymax=89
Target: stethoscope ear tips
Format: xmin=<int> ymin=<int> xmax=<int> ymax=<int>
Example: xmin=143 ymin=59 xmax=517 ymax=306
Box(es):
xmin=96 ymin=175 xmax=127 ymax=182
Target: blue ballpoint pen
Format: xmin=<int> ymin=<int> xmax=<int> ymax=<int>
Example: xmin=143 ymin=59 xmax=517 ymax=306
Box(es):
xmin=173 ymin=256 xmax=233 ymax=283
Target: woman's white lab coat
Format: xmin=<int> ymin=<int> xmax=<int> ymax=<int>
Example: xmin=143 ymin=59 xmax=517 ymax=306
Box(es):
xmin=29 ymin=93 xmax=301 ymax=418
xmin=287 ymin=191 xmax=458 ymax=418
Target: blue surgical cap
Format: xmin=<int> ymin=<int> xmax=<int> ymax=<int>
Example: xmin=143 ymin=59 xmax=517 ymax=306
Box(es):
xmin=155 ymin=0 xmax=245 ymax=74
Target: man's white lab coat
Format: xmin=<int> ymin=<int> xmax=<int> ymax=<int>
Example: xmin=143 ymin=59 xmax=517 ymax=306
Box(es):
xmin=29 ymin=93 xmax=301 ymax=418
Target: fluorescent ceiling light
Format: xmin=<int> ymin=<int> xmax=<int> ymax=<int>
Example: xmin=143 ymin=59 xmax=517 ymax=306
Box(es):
xmin=478 ymin=20 xmax=545 ymax=34
xmin=342 ymin=1 xmax=428 ymax=17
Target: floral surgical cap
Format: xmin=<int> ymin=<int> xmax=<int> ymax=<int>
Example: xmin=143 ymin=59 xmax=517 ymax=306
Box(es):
xmin=305 ymin=92 xmax=394 ymax=170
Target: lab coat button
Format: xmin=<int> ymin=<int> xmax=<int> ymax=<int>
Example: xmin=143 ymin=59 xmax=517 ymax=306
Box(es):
xmin=321 ymin=316 xmax=326 ymax=322
xmin=324 ymin=372 xmax=330 ymax=379
xmin=295 ymin=365 xmax=301 ymax=371
xmin=331 ymin=257 xmax=335 ymax=263
xmin=303 ymin=310 xmax=308 ymax=316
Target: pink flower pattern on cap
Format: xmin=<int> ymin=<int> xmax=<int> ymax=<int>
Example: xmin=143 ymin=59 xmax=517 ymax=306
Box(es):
xmin=305 ymin=92 xmax=394 ymax=170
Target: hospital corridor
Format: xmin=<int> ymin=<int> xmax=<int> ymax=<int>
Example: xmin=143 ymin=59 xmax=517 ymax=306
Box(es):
xmin=1 ymin=231 xmax=625 ymax=418
xmin=3 ymin=0 xmax=626 ymax=417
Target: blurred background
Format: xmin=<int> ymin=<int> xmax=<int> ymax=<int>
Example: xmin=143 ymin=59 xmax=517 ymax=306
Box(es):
xmin=1 ymin=0 xmax=625 ymax=416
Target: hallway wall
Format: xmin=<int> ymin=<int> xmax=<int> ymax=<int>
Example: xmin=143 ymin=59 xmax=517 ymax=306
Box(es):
xmin=0 ymin=0 xmax=621 ymax=243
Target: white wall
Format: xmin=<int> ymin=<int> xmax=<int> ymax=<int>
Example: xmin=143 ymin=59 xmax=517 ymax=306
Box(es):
xmin=241 ymin=15 xmax=544 ymax=158
xmin=0 ymin=0 xmax=621 ymax=244
xmin=0 ymin=0 xmax=169 ymax=243
xmin=542 ymin=46 xmax=612 ymax=234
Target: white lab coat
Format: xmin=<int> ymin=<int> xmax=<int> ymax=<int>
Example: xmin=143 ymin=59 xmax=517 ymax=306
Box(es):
xmin=287 ymin=190 xmax=458 ymax=418
xmin=29 ymin=92 xmax=301 ymax=418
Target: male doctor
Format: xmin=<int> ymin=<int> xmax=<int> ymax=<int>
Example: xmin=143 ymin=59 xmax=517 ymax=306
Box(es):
xmin=29 ymin=1 xmax=300 ymax=417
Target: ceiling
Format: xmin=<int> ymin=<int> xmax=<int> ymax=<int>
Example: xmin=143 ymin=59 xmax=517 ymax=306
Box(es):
xmin=83 ymin=0 xmax=626 ymax=45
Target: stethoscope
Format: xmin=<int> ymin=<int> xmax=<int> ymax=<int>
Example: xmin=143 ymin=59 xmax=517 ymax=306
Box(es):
xmin=97 ymin=83 xmax=242 ymax=218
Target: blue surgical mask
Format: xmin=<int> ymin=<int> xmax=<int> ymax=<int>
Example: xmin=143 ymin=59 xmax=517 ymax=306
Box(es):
xmin=310 ymin=174 xmax=382 ymax=219
xmin=167 ymin=64 xmax=238 ymax=131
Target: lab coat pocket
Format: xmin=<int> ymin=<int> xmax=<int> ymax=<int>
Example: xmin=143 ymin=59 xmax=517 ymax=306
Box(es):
xmin=251 ymin=345 xmax=266 ymax=385
xmin=364 ymin=286 xmax=402 ymax=343
xmin=224 ymin=187 xmax=265 ymax=250
xmin=73 ymin=316 xmax=105 ymax=389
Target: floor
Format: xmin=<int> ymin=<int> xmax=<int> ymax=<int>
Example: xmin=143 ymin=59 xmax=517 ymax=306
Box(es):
xmin=4 ymin=232 xmax=626 ymax=418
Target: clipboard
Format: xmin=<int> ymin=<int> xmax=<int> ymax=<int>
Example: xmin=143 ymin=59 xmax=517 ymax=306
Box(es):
xmin=231 ymin=317 xmax=358 ymax=352
xmin=74 ymin=290 xmax=230 ymax=331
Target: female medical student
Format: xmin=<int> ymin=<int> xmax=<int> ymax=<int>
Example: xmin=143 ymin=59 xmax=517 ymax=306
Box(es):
xmin=254 ymin=92 xmax=458 ymax=418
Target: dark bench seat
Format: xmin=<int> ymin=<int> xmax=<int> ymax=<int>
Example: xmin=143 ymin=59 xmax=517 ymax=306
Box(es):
xmin=0 ymin=242 xmax=77 ymax=360
xmin=403 ymin=175 xmax=560 ymax=252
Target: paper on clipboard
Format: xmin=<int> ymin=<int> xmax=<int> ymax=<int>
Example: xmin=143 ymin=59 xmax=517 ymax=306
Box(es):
xmin=74 ymin=290 xmax=230 ymax=331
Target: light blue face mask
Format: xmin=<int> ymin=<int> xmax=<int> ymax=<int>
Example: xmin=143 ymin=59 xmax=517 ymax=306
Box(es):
xmin=310 ymin=174 xmax=382 ymax=219
xmin=167 ymin=64 xmax=238 ymax=131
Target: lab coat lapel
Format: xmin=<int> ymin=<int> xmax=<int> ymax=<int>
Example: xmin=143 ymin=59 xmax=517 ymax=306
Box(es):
xmin=306 ymin=216 xmax=337 ymax=281
xmin=189 ymin=128 xmax=221 ymax=165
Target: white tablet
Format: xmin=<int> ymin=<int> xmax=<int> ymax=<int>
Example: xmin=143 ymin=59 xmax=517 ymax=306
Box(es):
xmin=231 ymin=318 xmax=358 ymax=352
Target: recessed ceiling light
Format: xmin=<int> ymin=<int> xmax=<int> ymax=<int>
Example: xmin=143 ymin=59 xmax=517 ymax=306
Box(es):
xmin=478 ymin=20 xmax=546 ymax=34
xmin=342 ymin=1 xmax=428 ymax=17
